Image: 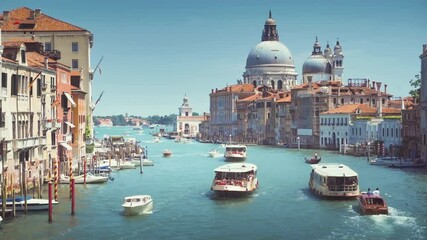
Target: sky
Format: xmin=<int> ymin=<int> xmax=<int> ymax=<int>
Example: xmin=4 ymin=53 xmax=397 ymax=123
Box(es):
xmin=2 ymin=0 xmax=427 ymax=117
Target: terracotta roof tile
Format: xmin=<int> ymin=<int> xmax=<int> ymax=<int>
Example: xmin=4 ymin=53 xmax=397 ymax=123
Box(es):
xmin=1 ymin=7 xmax=88 ymax=32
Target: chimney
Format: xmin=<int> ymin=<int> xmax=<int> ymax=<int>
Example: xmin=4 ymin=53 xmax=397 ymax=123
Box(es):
xmin=367 ymin=79 xmax=370 ymax=88
xmin=35 ymin=9 xmax=41 ymax=18
xmin=384 ymin=84 xmax=387 ymax=94
xmin=376 ymin=82 xmax=382 ymax=93
xmin=3 ymin=11 xmax=9 ymax=21
xmin=29 ymin=10 xmax=35 ymax=19
xmin=372 ymin=81 xmax=375 ymax=89
xmin=44 ymin=56 xmax=48 ymax=68
xmin=423 ymin=44 xmax=427 ymax=53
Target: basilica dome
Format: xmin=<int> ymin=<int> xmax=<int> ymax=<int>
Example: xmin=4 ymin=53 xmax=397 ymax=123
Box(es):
xmin=246 ymin=41 xmax=294 ymax=68
xmin=302 ymin=54 xmax=332 ymax=74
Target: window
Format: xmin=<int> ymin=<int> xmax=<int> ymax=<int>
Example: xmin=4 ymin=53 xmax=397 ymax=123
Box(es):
xmin=11 ymin=74 xmax=18 ymax=96
xmin=72 ymin=42 xmax=79 ymax=52
xmin=72 ymin=59 xmax=79 ymax=69
xmin=45 ymin=42 xmax=52 ymax=51
xmin=1 ymin=73 xmax=7 ymax=88
xmin=21 ymin=50 xmax=26 ymax=63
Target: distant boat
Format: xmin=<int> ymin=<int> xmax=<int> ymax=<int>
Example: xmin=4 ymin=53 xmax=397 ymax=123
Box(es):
xmin=122 ymin=195 xmax=153 ymax=215
xmin=357 ymin=191 xmax=388 ymax=215
xmin=370 ymin=157 xmax=426 ymax=168
xmin=0 ymin=196 xmax=59 ymax=211
xmin=211 ymin=163 xmax=258 ymax=196
xmin=208 ymin=149 xmax=221 ymax=157
xmin=224 ymin=144 xmax=247 ymax=161
xmin=305 ymin=157 xmax=321 ymax=164
xmin=163 ymin=149 xmax=172 ymax=157
xmin=60 ymin=173 xmax=109 ymax=184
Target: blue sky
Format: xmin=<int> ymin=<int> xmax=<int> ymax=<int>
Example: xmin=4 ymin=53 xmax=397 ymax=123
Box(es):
xmin=2 ymin=0 xmax=427 ymax=116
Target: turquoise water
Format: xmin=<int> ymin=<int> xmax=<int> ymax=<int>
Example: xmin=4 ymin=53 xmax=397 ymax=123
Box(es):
xmin=1 ymin=126 xmax=426 ymax=240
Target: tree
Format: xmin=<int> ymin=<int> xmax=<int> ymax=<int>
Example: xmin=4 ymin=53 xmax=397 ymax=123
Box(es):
xmin=409 ymin=74 xmax=421 ymax=101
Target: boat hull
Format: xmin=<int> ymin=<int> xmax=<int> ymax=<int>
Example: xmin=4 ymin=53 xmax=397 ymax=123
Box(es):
xmin=211 ymin=179 xmax=258 ymax=197
xmin=357 ymin=193 xmax=388 ymax=215
xmin=122 ymin=201 xmax=153 ymax=215
xmin=2 ymin=199 xmax=59 ymax=211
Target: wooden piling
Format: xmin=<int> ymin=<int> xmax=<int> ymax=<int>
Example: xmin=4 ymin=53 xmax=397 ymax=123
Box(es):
xmin=48 ymin=181 xmax=52 ymax=223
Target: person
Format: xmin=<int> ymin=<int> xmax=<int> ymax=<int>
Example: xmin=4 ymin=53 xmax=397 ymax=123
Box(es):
xmin=314 ymin=152 xmax=318 ymax=159
xmin=372 ymin=188 xmax=380 ymax=196
xmin=367 ymin=188 xmax=371 ymax=195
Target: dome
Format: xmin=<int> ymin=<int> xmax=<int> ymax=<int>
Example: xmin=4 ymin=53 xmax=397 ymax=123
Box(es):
xmin=302 ymin=55 xmax=332 ymax=74
xmin=246 ymin=41 xmax=294 ymax=68
xmin=265 ymin=18 xmax=276 ymax=25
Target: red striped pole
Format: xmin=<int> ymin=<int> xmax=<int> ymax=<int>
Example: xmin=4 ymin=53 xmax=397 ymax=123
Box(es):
xmin=84 ymin=157 xmax=87 ymax=185
xmin=48 ymin=181 xmax=52 ymax=223
xmin=54 ymin=160 xmax=58 ymax=201
xmin=71 ymin=178 xmax=75 ymax=215
xmin=69 ymin=158 xmax=73 ymax=198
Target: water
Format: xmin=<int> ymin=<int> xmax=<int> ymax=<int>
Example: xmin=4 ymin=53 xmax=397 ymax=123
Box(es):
xmin=1 ymin=126 xmax=426 ymax=240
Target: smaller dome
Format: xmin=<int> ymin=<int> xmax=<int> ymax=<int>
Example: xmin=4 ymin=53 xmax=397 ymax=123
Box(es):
xmin=265 ymin=18 xmax=276 ymax=25
xmin=302 ymin=55 xmax=332 ymax=74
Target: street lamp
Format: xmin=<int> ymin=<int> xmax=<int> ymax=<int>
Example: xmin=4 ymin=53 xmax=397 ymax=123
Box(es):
xmin=367 ymin=141 xmax=371 ymax=162
xmin=297 ymin=136 xmax=300 ymax=151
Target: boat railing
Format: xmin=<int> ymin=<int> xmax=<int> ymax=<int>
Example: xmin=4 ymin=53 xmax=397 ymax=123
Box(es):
xmin=328 ymin=184 xmax=358 ymax=192
xmin=214 ymin=179 xmax=247 ymax=187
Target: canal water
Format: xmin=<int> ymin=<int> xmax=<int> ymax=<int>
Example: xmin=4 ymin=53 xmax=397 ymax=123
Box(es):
xmin=0 ymin=126 xmax=426 ymax=240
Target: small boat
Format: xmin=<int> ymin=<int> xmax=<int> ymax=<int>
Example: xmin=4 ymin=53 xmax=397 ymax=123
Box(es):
xmin=370 ymin=157 xmax=426 ymax=168
xmin=208 ymin=149 xmax=221 ymax=157
xmin=163 ymin=150 xmax=172 ymax=157
xmin=122 ymin=195 xmax=153 ymax=215
xmin=224 ymin=144 xmax=247 ymax=161
xmin=142 ymin=159 xmax=154 ymax=166
xmin=211 ymin=163 xmax=258 ymax=196
xmin=305 ymin=157 xmax=321 ymax=164
xmin=357 ymin=191 xmax=388 ymax=215
xmin=60 ymin=173 xmax=109 ymax=184
xmin=119 ymin=162 xmax=136 ymax=170
xmin=309 ymin=163 xmax=359 ymax=199
xmin=0 ymin=196 xmax=59 ymax=211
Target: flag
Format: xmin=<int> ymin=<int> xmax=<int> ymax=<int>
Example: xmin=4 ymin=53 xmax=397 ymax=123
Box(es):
xmin=13 ymin=20 xmax=20 ymax=25
xmin=98 ymin=67 xmax=102 ymax=75
xmin=28 ymin=72 xmax=42 ymax=89
xmin=95 ymin=91 xmax=104 ymax=106
xmin=51 ymin=98 xmax=60 ymax=106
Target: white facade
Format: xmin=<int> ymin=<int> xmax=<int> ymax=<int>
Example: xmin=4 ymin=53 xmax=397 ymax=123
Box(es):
xmin=176 ymin=96 xmax=203 ymax=138
xmin=377 ymin=119 xmax=402 ymax=149
xmin=319 ymin=113 xmax=350 ymax=149
xmin=350 ymin=119 xmax=382 ymax=145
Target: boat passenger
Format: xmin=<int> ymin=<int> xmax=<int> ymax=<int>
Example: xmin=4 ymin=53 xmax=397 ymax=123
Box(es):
xmin=367 ymin=188 xmax=371 ymax=195
xmin=372 ymin=188 xmax=380 ymax=196
xmin=314 ymin=152 xmax=318 ymax=159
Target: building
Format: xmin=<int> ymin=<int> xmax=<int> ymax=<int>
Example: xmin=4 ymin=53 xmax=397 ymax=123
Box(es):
xmin=176 ymin=95 xmax=206 ymax=138
xmin=242 ymin=11 xmax=297 ymax=91
xmin=1 ymin=7 xmax=94 ymax=149
xmin=420 ymin=44 xmax=427 ymax=162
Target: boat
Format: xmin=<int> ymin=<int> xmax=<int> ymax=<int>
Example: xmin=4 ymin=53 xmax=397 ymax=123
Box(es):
xmin=119 ymin=162 xmax=136 ymax=170
xmin=122 ymin=195 xmax=153 ymax=215
xmin=163 ymin=149 xmax=172 ymax=157
xmin=208 ymin=149 xmax=221 ymax=157
xmin=60 ymin=172 xmax=109 ymax=184
xmin=0 ymin=196 xmax=59 ymax=211
xmin=357 ymin=191 xmax=388 ymax=215
xmin=305 ymin=157 xmax=321 ymax=164
xmin=370 ymin=157 xmax=426 ymax=168
xmin=308 ymin=163 xmax=359 ymax=199
xmin=223 ymin=144 xmax=247 ymax=161
xmin=211 ymin=163 xmax=258 ymax=196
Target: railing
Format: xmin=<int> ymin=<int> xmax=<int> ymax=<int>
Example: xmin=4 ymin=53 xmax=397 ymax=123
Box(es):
xmin=328 ymin=184 xmax=358 ymax=192
xmin=43 ymin=120 xmax=52 ymax=129
xmin=13 ymin=137 xmax=45 ymax=150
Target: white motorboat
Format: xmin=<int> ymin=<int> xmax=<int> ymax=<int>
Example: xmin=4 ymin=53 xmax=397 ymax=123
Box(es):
xmin=131 ymin=158 xmax=154 ymax=166
xmin=208 ymin=149 xmax=221 ymax=157
xmin=211 ymin=163 xmax=258 ymax=196
xmin=309 ymin=163 xmax=359 ymax=199
xmin=122 ymin=195 xmax=153 ymax=215
xmin=119 ymin=162 xmax=136 ymax=170
xmin=370 ymin=157 xmax=426 ymax=168
xmin=0 ymin=196 xmax=59 ymax=211
xmin=224 ymin=144 xmax=247 ymax=161
xmin=60 ymin=173 xmax=109 ymax=184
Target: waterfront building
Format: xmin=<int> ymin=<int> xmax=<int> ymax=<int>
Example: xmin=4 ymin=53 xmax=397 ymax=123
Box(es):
xmin=98 ymin=118 xmax=113 ymax=127
xmin=175 ymin=95 xmax=206 ymax=138
xmin=0 ymin=40 xmax=57 ymax=194
xmin=302 ymin=38 xmax=344 ymax=84
xmin=242 ymin=11 xmax=297 ymax=91
xmin=402 ymin=103 xmax=420 ymax=159
xmin=420 ymin=44 xmax=427 ymax=161
xmin=1 ymin=7 xmax=94 ymax=149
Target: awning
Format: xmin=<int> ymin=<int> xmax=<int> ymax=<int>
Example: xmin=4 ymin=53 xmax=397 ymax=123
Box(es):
xmin=65 ymin=121 xmax=75 ymax=128
xmin=64 ymin=92 xmax=76 ymax=107
xmin=60 ymin=142 xmax=72 ymax=151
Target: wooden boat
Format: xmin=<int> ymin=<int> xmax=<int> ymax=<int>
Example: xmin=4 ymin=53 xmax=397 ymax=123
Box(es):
xmin=0 ymin=196 xmax=59 ymax=211
xmin=163 ymin=149 xmax=172 ymax=157
xmin=122 ymin=195 xmax=153 ymax=215
xmin=305 ymin=157 xmax=321 ymax=164
xmin=357 ymin=192 xmax=388 ymax=215
xmin=60 ymin=173 xmax=109 ymax=184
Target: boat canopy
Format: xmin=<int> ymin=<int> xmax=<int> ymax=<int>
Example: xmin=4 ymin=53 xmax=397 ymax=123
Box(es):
xmin=214 ymin=163 xmax=257 ymax=173
xmin=311 ymin=163 xmax=358 ymax=177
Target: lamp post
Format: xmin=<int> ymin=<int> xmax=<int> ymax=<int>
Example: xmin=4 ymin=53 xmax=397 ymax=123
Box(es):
xmin=297 ymin=136 xmax=300 ymax=151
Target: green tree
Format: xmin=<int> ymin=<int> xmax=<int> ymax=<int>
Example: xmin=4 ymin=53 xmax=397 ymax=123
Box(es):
xmin=409 ymin=74 xmax=421 ymax=101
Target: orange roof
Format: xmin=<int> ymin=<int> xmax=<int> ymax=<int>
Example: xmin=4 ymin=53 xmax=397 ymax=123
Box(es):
xmin=277 ymin=94 xmax=291 ymax=103
xmin=1 ymin=7 xmax=88 ymax=32
xmin=26 ymin=52 xmax=56 ymax=69
xmin=322 ymin=104 xmax=377 ymax=115
xmin=237 ymin=94 xmax=260 ymax=102
xmin=1 ymin=56 xmax=17 ymax=63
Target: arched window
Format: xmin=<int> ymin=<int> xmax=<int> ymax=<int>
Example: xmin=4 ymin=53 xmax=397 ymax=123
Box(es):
xmin=270 ymin=80 xmax=275 ymax=89
xmin=278 ymin=80 xmax=283 ymax=89
xmin=252 ymin=80 xmax=257 ymax=87
xmin=341 ymin=98 xmax=344 ymax=104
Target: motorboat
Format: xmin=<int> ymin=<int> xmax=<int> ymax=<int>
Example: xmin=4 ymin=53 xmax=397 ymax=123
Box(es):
xmin=119 ymin=162 xmax=136 ymax=170
xmin=211 ymin=163 xmax=258 ymax=196
xmin=60 ymin=172 xmax=109 ymax=184
xmin=224 ymin=144 xmax=247 ymax=161
xmin=309 ymin=163 xmax=359 ymax=199
xmin=122 ymin=195 xmax=153 ymax=215
xmin=0 ymin=196 xmax=59 ymax=211
xmin=370 ymin=157 xmax=426 ymax=168
xmin=142 ymin=159 xmax=154 ymax=166
xmin=208 ymin=149 xmax=221 ymax=157
xmin=357 ymin=191 xmax=388 ymax=215
xmin=163 ymin=149 xmax=172 ymax=157
xmin=305 ymin=157 xmax=321 ymax=164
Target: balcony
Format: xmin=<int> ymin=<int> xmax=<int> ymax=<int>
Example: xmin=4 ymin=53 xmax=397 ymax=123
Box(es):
xmin=43 ymin=50 xmax=61 ymax=60
xmin=62 ymin=134 xmax=72 ymax=142
xmin=41 ymin=83 xmax=47 ymax=91
xmin=0 ymin=87 xmax=7 ymax=100
xmin=52 ymin=120 xmax=61 ymax=129
xmin=51 ymin=85 xmax=57 ymax=92
xmin=13 ymin=137 xmax=45 ymax=150
xmin=43 ymin=119 xmax=52 ymax=129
